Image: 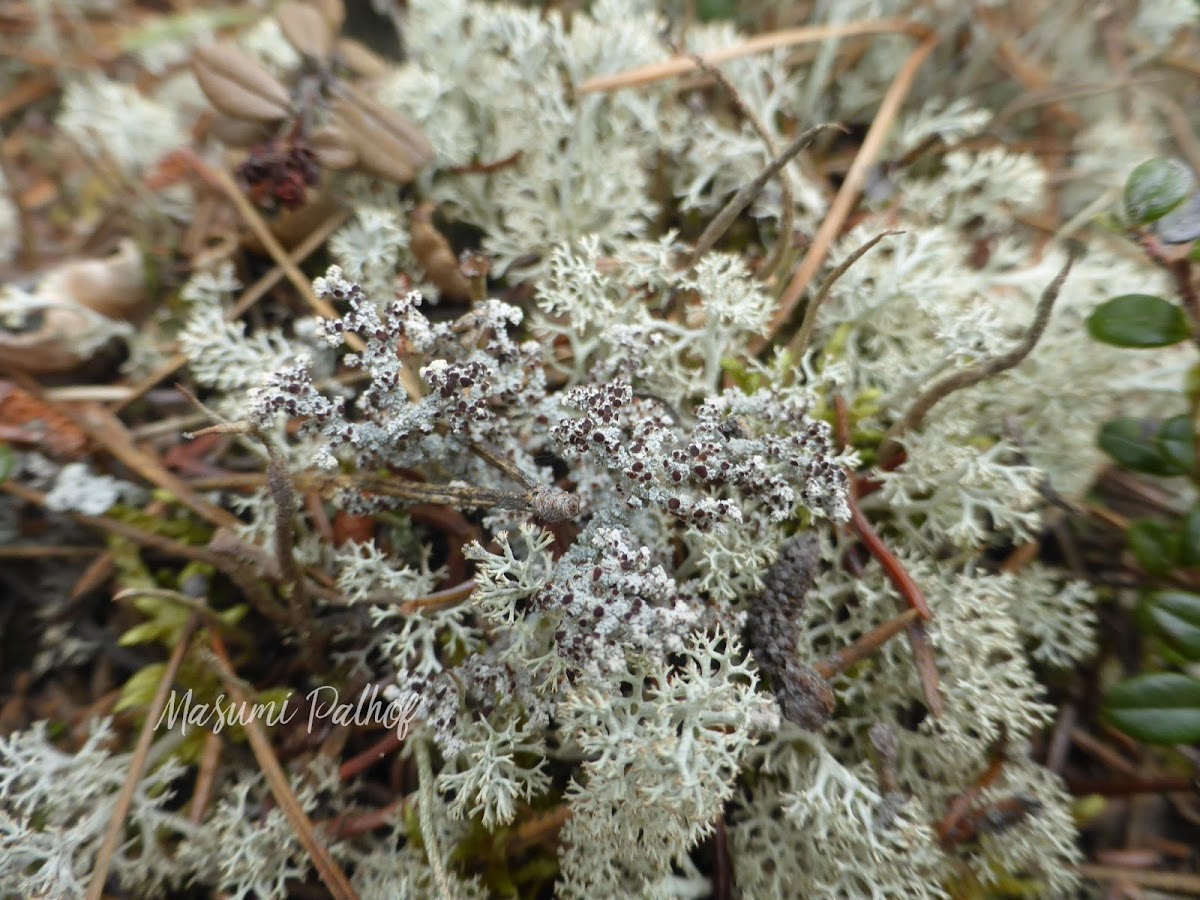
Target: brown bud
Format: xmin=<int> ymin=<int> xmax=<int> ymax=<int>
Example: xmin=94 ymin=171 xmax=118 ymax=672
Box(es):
xmin=192 ymin=43 xmax=293 ymax=123
xmin=277 ymin=0 xmax=335 ymax=60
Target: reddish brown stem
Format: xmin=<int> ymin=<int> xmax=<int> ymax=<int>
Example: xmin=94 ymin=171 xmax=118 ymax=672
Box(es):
xmin=340 ymin=731 xmax=406 ymax=782
xmin=847 ymin=500 xmax=932 ymax=620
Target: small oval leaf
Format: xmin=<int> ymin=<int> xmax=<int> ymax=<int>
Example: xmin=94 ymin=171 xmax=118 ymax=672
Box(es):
xmin=1105 ymin=672 xmax=1200 ymax=744
xmin=1157 ymin=415 xmax=1196 ymax=475
xmin=1125 ymin=157 xmax=1195 ymax=225
xmin=1181 ymin=503 xmax=1200 ymax=567
xmin=277 ymin=1 xmax=334 ymax=60
xmin=1098 ymin=418 xmax=1183 ymax=476
xmin=1087 ymin=294 xmax=1190 ymax=348
xmin=1147 ymin=591 xmax=1200 ymax=659
xmin=1128 ymin=519 xmax=1180 ymax=576
xmin=1157 ymin=192 xmax=1200 ymax=244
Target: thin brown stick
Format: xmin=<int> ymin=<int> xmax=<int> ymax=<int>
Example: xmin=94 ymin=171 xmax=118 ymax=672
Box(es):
xmin=340 ymin=731 xmax=406 ymax=782
xmin=76 ymin=402 xmax=242 ymax=530
xmin=206 ymin=633 xmax=359 ymax=900
xmin=846 ymin=496 xmax=933 ymax=621
xmin=395 ymin=579 xmax=477 ymax=615
xmin=814 ymin=608 xmax=920 ymax=679
xmin=115 ymin=208 xmax=351 ymax=413
xmin=505 ymin=804 xmax=572 ymax=857
xmin=0 ymin=480 xmax=224 ymax=566
xmin=86 ymin=614 xmax=199 ymax=900
xmin=880 ymin=247 xmax=1080 ymax=460
xmin=0 ymin=545 xmax=99 ymax=558
xmin=189 ymin=730 xmax=223 ymax=824
xmin=758 ymin=31 xmax=939 ymax=351
xmin=577 ymin=19 xmax=931 ymax=94
xmin=165 ymin=149 xmax=362 ymax=350
xmin=672 ymin=42 xmax=796 ymax=278
xmin=321 ymin=796 xmax=412 ymax=839
xmin=1065 ymin=776 xmax=1198 ymax=796
xmin=1077 ymin=864 xmax=1200 ymax=894
xmin=788 ymin=230 xmax=901 ymax=359
xmin=691 ymin=124 xmax=840 ymax=265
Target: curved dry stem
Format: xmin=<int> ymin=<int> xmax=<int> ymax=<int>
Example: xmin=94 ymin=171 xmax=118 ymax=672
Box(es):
xmin=758 ymin=31 xmax=940 ymax=352
xmin=880 ymin=246 xmax=1081 ymax=460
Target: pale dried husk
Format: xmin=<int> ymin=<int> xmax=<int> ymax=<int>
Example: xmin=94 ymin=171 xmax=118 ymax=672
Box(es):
xmin=277 ymin=1 xmax=336 ymax=61
xmin=332 ymin=82 xmax=434 ymax=184
xmin=192 ymin=43 xmax=293 ymax=123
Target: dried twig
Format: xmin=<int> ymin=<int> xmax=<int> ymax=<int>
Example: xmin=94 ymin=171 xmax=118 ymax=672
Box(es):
xmin=207 ymin=633 xmax=359 ymax=900
xmin=577 ymin=19 xmax=932 ymax=94
xmin=691 ymin=124 xmax=841 ymax=265
xmin=669 ymin=39 xmax=797 ymax=279
xmin=86 ymin=614 xmax=200 ymax=900
xmin=814 ymin=608 xmax=920 ymax=679
xmin=1077 ymin=864 xmax=1200 ymax=894
xmin=265 ymin=441 xmax=317 ymax=658
xmin=758 ymin=31 xmax=939 ymax=351
xmin=189 ymin=730 xmax=223 ymax=824
xmin=880 ymin=247 xmax=1081 ymax=460
xmin=339 ymin=731 xmax=408 ymax=782
xmin=832 ymin=395 xmax=943 ymax=717
xmin=115 ymin=207 xmax=351 ymax=413
xmin=76 ymin=402 xmax=242 ymax=530
xmin=788 ymin=230 xmax=901 ymax=359
xmin=505 ymin=804 xmax=572 ymax=857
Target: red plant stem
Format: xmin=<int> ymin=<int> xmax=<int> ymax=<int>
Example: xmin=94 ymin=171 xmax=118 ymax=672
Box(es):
xmin=846 ymin=498 xmax=933 ymax=620
xmin=340 ymin=731 xmax=407 ymax=782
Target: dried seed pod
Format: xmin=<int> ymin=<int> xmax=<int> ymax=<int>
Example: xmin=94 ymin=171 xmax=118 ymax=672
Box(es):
xmin=310 ymin=124 xmax=357 ymax=170
xmin=411 ymin=202 xmax=472 ymax=301
xmin=192 ymin=43 xmax=293 ymax=123
xmin=306 ymin=0 xmax=346 ymax=33
xmin=277 ymin=0 xmax=335 ymax=61
xmin=208 ymin=113 xmax=274 ymax=148
xmin=333 ymin=82 xmax=433 ymax=183
xmin=335 ymin=38 xmax=388 ymax=80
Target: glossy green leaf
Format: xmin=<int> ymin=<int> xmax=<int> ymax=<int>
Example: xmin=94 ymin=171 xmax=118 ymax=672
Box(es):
xmin=1098 ymin=418 xmax=1184 ymax=476
xmin=1105 ymin=673 xmax=1200 ymax=744
xmin=1157 ymin=415 xmax=1196 ymax=475
xmin=1125 ymin=158 xmax=1195 ymax=225
xmin=1128 ymin=519 xmax=1180 ymax=576
xmin=1146 ymin=591 xmax=1200 ymax=659
xmin=1087 ymin=294 xmax=1189 ymax=348
xmin=1181 ymin=503 xmax=1200 ymax=567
